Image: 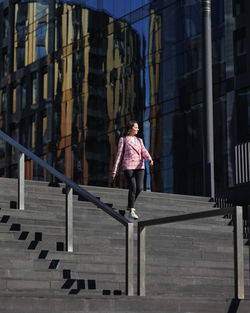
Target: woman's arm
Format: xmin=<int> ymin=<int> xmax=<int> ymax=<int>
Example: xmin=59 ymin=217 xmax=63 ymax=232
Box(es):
xmin=139 ymin=138 xmax=153 ymax=166
xmin=112 ymin=137 xmax=124 ymax=176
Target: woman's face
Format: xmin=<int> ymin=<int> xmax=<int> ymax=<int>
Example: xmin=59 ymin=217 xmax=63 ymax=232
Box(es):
xmin=129 ymin=123 xmax=139 ymax=136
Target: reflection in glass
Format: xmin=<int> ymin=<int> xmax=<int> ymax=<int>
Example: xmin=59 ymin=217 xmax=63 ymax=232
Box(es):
xmin=2 ymin=50 xmax=8 ymax=77
xmin=0 ymin=90 xmax=6 ymax=131
xmin=3 ymin=12 xmax=9 ymax=38
xmin=32 ymin=73 xmax=38 ymax=105
xmin=0 ymin=0 xmax=239 ymax=196
xmin=237 ymin=88 xmax=250 ymax=138
xmin=12 ymin=87 xmax=17 ymax=114
xmin=20 ymin=79 xmax=27 ymax=110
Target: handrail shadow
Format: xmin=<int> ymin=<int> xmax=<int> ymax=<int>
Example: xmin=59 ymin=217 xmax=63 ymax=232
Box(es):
xmin=0 ymin=129 xmax=134 ymax=295
xmin=227 ymin=299 xmax=241 ymax=313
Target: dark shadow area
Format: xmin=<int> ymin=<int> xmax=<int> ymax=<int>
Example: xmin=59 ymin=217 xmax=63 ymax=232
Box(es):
xmin=56 ymin=242 xmax=64 ymax=251
xmin=78 ymin=195 xmax=100 ymax=202
xmin=77 ymin=279 xmax=85 ymax=290
xmin=1 ymin=215 xmax=10 ymax=223
xmin=62 ymin=279 xmax=76 ymax=289
xmin=61 ymin=270 xmax=75 ymax=290
xmin=119 ymin=209 xmax=125 ymax=216
xmin=28 ymin=240 xmax=39 ymax=250
xmin=87 ymin=280 xmax=96 ymax=290
xmin=62 ymin=188 xmax=78 ymax=195
xmin=10 ymin=201 xmax=17 ymax=209
xmin=68 ymin=280 xmax=86 ymax=295
xmin=227 ymin=299 xmax=241 ymax=313
xmin=63 ymin=269 xmax=71 ymax=279
xmin=113 ymin=290 xmax=122 ymax=295
xmin=10 ymin=223 xmax=21 ymax=231
xmin=104 ymin=202 xmax=113 ymax=207
xmin=35 ymin=232 xmax=42 ymax=241
xmin=102 ymin=289 xmax=111 ymax=295
xmin=48 ymin=182 xmax=60 ymax=188
xmin=28 ymin=233 xmax=42 ymax=249
xmin=61 ymin=270 xmax=86 ymax=295
xmin=49 ymin=259 xmax=60 ymax=269
xmin=18 ymin=231 xmax=29 ymax=240
xmin=38 ymin=250 xmax=49 ymax=259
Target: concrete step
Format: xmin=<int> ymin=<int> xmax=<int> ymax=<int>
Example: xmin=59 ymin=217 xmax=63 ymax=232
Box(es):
xmin=0 ymin=177 xmax=248 ymax=305
xmin=0 ymin=294 xmax=249 ymax=313
xmin=0 ymin=178 xmax=215 ymax=206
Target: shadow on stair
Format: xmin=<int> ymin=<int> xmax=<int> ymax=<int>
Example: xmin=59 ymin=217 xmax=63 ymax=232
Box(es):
xmin=227 ymin=299 xmax=241 ymax=313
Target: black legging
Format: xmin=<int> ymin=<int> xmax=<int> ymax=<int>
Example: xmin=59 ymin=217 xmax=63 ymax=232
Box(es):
xmin=124 ymin=169 xmax=145 ymax=209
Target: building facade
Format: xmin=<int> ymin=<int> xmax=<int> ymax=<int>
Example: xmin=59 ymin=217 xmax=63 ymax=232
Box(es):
xmin=0 ymin=0 xmax=249 ymax=197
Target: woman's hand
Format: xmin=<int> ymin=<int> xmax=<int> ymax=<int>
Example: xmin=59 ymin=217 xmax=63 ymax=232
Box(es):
xmin=149 ymin=159 xmax=154 ymax=167
xmin=112 ymin=173 xmax=116 ymax=181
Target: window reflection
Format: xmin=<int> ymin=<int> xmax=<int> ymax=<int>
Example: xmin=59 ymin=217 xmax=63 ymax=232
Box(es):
xmin=42 ymin=114 xmax=47 ymax=145
xmin=233 ymin=0 xmax=245 ymax=16
xmin=0 ymin=0 xmax=239 ymax=195
xmin=2 ymin=49 xmax=8 ymax=77
xmin=0 ymin=90 xmax=6 ymax=130
xmin=43 ymin=72 xmax=48 ymax=100
xmin=12 ymin=87 xmax=17 ymax=114
xmin=14 ymin=2 xmax=48 ymax=69
xmin=20 ymin=79 xmax=27 ymax=110
xmin=3 ymin=11 xmax=9 ymax=38
xmin=32 ymin=73 xmax=38 ymax=105
xmin=234 ymin=28 xmax=247 ymax=74
xmin=237 ymin=88 xmax=250 ymax=139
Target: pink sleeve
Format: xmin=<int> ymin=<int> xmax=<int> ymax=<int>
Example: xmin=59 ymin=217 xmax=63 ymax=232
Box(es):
xmin=139 ymin=138 xmax=152 ymax=163
xmin=112 ymin=137 xmax=124 ymax=174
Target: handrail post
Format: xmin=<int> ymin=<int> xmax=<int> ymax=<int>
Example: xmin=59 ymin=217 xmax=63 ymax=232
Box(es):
xmin=137 ymin=224 xmax=146 ymax=296
xmin=202 ymin=0 xmax=215 ymax=198
xmin=234 ymin=206 xmax=244 ymax=299
xmin=18 ymin=153 xmax=25 ymax=210
xmin=126 ymin=222 xmax=134 ymax=296
xmin=66 ymin=186 xmax=73 ymax=252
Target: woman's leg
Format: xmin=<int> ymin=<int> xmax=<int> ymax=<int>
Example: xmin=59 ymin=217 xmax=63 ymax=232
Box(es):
xmin=135 ymin=169 xmax=145 ymax=202
xmin=124 ymin=170 xmax=136 ymax=209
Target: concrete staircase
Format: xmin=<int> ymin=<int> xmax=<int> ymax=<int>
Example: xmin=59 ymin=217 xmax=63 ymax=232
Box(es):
xmin=0 ymin=177 xmax=249 ymax=313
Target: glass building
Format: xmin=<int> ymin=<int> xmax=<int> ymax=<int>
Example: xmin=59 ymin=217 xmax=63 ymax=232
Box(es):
xmin=0 ymin=0 xmax=249 ymax=197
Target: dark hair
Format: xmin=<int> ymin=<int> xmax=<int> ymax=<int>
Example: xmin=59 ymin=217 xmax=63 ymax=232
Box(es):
xmin=124 ymin=120 xmax=138 ymax=136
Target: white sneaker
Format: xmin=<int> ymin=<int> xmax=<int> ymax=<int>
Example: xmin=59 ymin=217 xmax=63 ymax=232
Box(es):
xmin=128 ymin=210 xmax=139 ymax=220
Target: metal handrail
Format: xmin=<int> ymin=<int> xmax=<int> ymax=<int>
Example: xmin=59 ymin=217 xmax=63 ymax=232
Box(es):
xmin=235 ymin=142 xmax=250 ymax=184
xmin=0 ymin=129 xmax=134 ymax=296
xmin=137 ymin=207 xmax=245 ymax=299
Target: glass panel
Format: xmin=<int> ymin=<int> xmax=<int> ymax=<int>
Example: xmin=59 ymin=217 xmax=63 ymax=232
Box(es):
xmin=32 ymin=119 xmax=36 ymax=148
xmin=21 ymin=79 xmax=27 ymax=110
xmin=12 ymin=87 xmax=17 ymax=113
xmin=15 ymin=3 xmax=28 ymax=69
xmin=0 ymin=90 xmax=6 ymax=132
xmin=43 ymin=72 xmax=48 ymax=100
xmin=36 ymin=22 xmax=47 ymax=58
xmin=234 ymin=0 xmax=245 ymax=16
xmin=42 ymin=115 xmax=47 ymax=145
xmin=0 ymin=90 xmax=6 ymax=114
xmin=237 ymin=88 xmax=250 ymax=138
xmin=0 ymin=0 xmax=231 ymax=193
xmin=3 ymin=12 xmax=9 ymax=38
xmin=3 ymin=50 xmax=8 ymax=77
xmin=32 ymin=73 xmax=38 ymax=105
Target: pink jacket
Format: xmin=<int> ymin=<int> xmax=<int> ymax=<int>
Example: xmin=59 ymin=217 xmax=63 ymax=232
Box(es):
xmin=112 ymin=136 xmax=152 ymax=174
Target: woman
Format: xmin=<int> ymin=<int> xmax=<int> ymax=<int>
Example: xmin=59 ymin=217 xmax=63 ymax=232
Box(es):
xmin=112 ymin=120 xmax=153 ymax=219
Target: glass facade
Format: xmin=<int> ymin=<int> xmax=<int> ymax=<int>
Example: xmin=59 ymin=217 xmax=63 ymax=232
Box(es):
xmin=0 ymin=0 xmax=249 ymax=196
